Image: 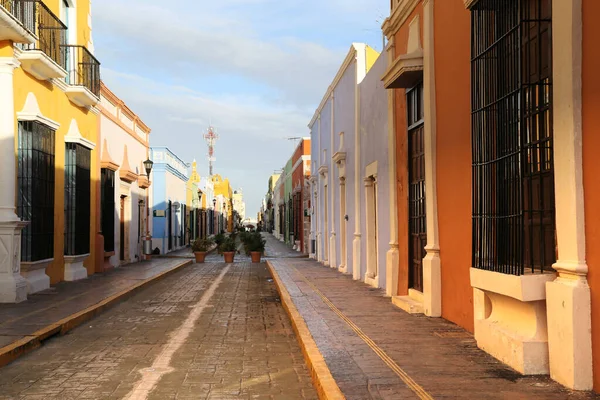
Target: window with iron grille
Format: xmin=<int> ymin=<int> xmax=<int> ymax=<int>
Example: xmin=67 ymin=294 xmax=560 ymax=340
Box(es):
xmin=407 ymin=82 xmax=426 ymax=292
xmin=17 ymin=121 xmax=55 ymax=262
xmin=64 ymin=143 xmax=91 ymax=256
xmin=471 ymin=0 xmax=554 ymax=275
xmin=100 ymin=168 xmax=115 ymax=252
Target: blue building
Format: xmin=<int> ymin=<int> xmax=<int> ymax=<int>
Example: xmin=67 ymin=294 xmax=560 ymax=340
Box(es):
xmin=149 ymin=147 xmax=189 ymax=254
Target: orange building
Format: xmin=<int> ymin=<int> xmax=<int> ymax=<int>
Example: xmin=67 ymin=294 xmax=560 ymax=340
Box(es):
xmin=291 ymin=138 xmax=311 ymax=254
xmin=383 ymin=0 xmax=598 ymax=392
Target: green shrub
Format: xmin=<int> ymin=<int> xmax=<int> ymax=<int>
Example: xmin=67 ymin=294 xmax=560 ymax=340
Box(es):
xmin=191 ymin=237 xmax=214 ymax=252
xmin=246 ymin=233 xmax=266 ymax=253
xmin=219 ymin=237 xmax=237 ymax=253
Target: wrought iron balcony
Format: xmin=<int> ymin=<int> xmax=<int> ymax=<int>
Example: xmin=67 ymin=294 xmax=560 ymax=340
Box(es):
xmin=0 ymin=0 xmax=36 ymax=43
xmin=61 ymin=44 xmax=100 ymax=107
xmin=18 ymin=1 xmax=67 ymax=80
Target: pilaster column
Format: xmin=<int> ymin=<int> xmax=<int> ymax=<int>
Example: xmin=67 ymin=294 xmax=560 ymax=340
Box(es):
xmin=385 ymin=37 xmax=399 ymax=296
xmin=0 ymin=57 xmax=28 ymax=303
xmin=422 ymin=0 xmax=441 ymax=317
xmin=546 ymin=0 xmax=592 ymax=390
xmin=364 ymin=177 xmax=377 ymax=280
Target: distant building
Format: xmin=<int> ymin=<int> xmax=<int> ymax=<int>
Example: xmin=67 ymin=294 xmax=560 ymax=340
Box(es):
xmin=150 ymin=147 xmax=188 ymax=254
xmin=99 ymin=83 xmax=152 ymax=270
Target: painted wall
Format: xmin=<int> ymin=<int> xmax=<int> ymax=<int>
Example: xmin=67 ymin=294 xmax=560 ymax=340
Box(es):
xmin=359 ymin=53 xmax=390 ymax=287
xmin=150 ymin=148 xmax=188 ymax=254
xmin=99 ymin=88 xmax=150 ymax=267
xmin=582 ymin=0 xmax=600 ymax=390
xmin=333 ymin=60 xmax=357 ymax=274
xmin=284 ymin=158 xmax=293 ymax=243
xmin=8 ymin=0 xmax=99 ymax=283
xmin=394 ymin=4 xmax=423 ymax=296
xmin=433 ymin=0 xmax=473 ymax=332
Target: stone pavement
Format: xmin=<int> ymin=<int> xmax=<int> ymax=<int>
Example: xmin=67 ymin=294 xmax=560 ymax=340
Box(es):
xmin=0 ymin=258 xmax=190 ymax=353
xmin=263 ymin=234 xmax=599 ymax=399
xmin=0 ymin=260 xmax=317 ymax=400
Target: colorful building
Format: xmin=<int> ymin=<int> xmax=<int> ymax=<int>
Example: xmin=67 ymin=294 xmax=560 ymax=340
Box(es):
xmin=0 ymin=0 xmax=101 ymax=302
xmin=198 ymin=176 xmax=215 ymax=236
xmin=98 ymin=83 xmax=152 ymax=270
xmin=212 ymin=174 xmax=233 ymax=233
xmin=309 ymin=43 xmax=380 ymax=278
xmin=150 ymin=147 xmax=188 ymax=254
xmin=232 ymin=189 xmax=246 ymax=224
xmin=290 ymin=138 xmax=311 ymax=253
xmin=380 ymin=0 xmax=599 ymax=392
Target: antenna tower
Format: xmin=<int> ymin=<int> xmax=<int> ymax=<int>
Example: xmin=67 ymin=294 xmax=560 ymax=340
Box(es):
xmin=203 ymin=125 xmax=219 ymax=176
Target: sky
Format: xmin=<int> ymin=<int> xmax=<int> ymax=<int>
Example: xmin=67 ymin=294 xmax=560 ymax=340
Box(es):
xmin=94 ymin=0 xmax=388 ymax=218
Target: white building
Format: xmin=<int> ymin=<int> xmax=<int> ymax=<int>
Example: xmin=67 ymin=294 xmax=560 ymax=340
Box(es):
xmin=310 ymin=43 xmax=393 ymax=291
xmin=99 ymin=84 xmax=152 ymax=269
xmin=232 ymin=189 xmax=246 ymax=222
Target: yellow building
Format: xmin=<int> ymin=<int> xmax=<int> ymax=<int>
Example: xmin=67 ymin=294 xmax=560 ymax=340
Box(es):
xmin=212 ymin=174 xmax=234 ymax=232
xmin=0 ymin=0 xmax=100 ymax=302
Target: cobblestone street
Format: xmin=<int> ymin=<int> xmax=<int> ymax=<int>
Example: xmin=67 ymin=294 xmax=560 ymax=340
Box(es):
xmin=0 ymin=259 xmax=317 ymax=400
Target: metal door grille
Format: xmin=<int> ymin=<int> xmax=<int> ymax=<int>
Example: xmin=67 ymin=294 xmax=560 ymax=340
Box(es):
xmin=471 ymin=0 xmax=554 ymax=275
xmin=17 ymin=121 xmax=55 ymax=262
xmin=64 ymin=143 xmax=90 ymax=256
xmin=408 ymin=83 xmax=426 ymax=292
xmin=100 ymin=169 xmax=115 ymax=252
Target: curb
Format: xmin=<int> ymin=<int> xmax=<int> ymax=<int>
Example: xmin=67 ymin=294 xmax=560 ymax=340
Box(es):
xmin=266 ymin=260 xmax=345 ymax=400
xmin=0 ymin=259 xmax=193 ymax=369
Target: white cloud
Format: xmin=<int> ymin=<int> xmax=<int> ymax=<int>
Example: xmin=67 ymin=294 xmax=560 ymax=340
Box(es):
xmin=93 ymin=0 xmax=388 ymax=214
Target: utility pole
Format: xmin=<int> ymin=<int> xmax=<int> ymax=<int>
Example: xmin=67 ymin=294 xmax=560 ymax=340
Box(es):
xmin=203 ymin=125 xmax=219 ymax=176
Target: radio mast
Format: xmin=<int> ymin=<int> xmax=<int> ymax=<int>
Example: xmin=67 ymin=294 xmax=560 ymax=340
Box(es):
xmin=203 ymin=125 xmax=219 ymax=176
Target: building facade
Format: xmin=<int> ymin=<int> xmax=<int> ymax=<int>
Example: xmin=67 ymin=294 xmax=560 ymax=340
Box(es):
xmin=212 ymin=174 xmax=233 ymax=233
xmin=309 ymin=43 xmax=382 ymax=283
xmin=232 ymin=189 xmax=246 ymax=225
xmin=150 ymin=147 xmax=188 ymax=254
xmin=198 ymin=176 xmax=215 ymax=237
xmin=98 ymin=83 xmax=151 ymax=270
xmin=380 ymin=0 xmax=599 ymax=392
xmin=0 ymin=0 xmax=101 ymax=302
xmin=290 ymin=138 xmax=311 ymax=253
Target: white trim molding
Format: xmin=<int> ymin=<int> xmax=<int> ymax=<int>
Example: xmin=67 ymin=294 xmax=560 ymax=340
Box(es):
xmin=17 ymin=92 xmax=60 ymax=130
xmin=546 ymin=0 xmax=592 ymax=390
xmin=64 ymin=119 xmax=96 ymax=150
xmin=421 ymin=0 xmax=442 ymax=318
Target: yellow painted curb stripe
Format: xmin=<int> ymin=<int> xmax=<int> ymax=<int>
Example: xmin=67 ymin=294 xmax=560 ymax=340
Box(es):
xmin=292 ymin=265 xmax=434 ymax=400
xmin=0 ymin=260 xmax=193 ymax=369
xmin=266 ymin=261 xmax=345 ymax=400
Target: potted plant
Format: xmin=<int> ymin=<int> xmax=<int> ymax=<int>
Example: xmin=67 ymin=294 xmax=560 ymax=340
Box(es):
xmin=219 ymin=237 xmax=237 ymax=263
xmin=191 ymin=237 xmax=214 ymax=263
xmin=247 ymin=233 xmax=266 ymax=263
xmin=214 ymin=233 xmax=226 ymax=254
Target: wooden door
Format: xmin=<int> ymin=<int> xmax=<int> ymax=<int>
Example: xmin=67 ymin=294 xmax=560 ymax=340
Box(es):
xmin=408 ymin=83 xmax=426 ymax=292
xmin=120 ymin=196 xmax=125 ymax=261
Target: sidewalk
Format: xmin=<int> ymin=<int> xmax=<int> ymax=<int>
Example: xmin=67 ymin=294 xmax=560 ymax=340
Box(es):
xmin=0 ymin=257 xmax=192 ymax=368
xmin=263 ymin=235 xmax=597 ymax=400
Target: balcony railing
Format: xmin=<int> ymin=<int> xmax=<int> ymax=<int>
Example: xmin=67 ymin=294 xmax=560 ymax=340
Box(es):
xmin=0 ymin=0 xmax=36 ymax=35
xmin=61 ymin=44 xmax=100 ymax=96
xmin=19 ymin=1 xmax=66 ymax=68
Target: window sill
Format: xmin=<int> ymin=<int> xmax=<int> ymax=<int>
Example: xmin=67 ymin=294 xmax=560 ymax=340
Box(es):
xmin=470 ymin=267 xmax=556 ymax=302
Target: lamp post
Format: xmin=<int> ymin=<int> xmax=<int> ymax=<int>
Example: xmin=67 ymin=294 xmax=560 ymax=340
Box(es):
xmin=212 ymin=198 xmax=216 ymax=235
xmin=142 ymin=158 xmax=153 ymax=260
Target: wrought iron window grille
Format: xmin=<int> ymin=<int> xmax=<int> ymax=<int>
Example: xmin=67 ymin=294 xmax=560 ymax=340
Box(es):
xmin=471 ymin=0 xmax=555 ymax=276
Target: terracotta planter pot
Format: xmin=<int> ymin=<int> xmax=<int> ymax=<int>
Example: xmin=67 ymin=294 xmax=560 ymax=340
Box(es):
xmin=223 ymin=252 xmax=235 ymax=263
xmin=194 ymin=251 xmax=207 ymax=263
xmin=250 ymin=252 xmax=262 ymax=263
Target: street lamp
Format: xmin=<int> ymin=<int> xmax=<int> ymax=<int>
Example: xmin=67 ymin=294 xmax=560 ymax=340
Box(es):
xmin=142 ymin=158 xmax=154 ymax=260
xmin=143 ymin=159 xmax=154 ymax=177
xmin=212 ymin=198 xmax=217 ymax=235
